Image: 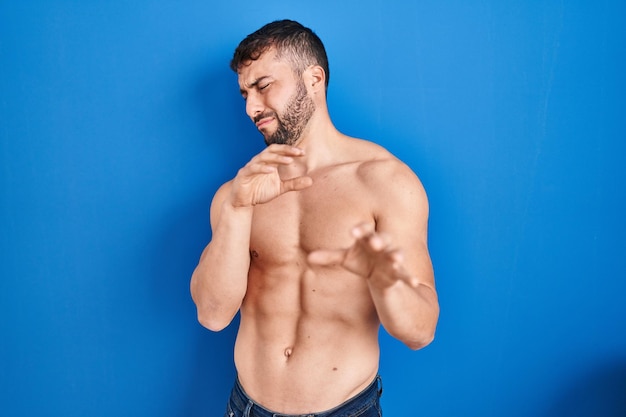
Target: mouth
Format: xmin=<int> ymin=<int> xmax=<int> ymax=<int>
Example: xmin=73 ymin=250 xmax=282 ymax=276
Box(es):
xmin=255 ymin=117 xmax=274 ymax=130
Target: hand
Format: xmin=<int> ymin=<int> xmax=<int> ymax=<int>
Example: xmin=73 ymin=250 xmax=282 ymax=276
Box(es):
xmin=229 ymin=144 xmax=313 ymax=207
xmin=308 ymin=222 xmax=420 ymax=289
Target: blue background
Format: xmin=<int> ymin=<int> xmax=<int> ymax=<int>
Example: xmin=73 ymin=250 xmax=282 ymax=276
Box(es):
xmin=2 ymin=1 xmax=625 ymax=416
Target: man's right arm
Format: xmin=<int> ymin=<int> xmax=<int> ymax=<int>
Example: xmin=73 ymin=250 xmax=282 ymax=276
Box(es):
xmin=190 ymin=182 xmax=253 ymax=331
xmin=190 ymin=144 xmax=313 ymax=331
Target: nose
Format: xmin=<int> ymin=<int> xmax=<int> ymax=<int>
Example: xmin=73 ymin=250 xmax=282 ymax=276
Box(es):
xmin=245 ymin=93 xmax=263 ymax=120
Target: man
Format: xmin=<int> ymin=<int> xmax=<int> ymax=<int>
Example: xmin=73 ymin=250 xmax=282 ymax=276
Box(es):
xmin=190 ymin=19 xmax=439 ymax=417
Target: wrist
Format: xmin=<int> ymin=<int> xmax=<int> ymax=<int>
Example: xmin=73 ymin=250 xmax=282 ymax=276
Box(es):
xmin=223 ymin=200 xmax=253 ymax=213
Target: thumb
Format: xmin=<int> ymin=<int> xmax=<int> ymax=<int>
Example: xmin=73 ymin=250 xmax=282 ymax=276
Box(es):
xmin=281 ymin=176 xmax=313 ymax=193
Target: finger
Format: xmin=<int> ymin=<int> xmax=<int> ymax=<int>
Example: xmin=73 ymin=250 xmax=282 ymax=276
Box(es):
xmin=248 ymin=161 xmax=279 ymax=172
xmin=265 ymin=144 xmax=306 ymax=157
xmin=394 ymin=268 xmax=420 ymax=288
xmin=352 ymin=227 xmax=392 ymax=253
xmin=366 ymin=232 xmax=392 ymax=252
xmin=236 ymin=163 xmax=276 ymax=179
xmin=243 ymin=149 xmax=299 ymax=173
xmin=247 ymin=145 xmax=303 ymax=166
xmin=251 ymin=152 xmax=295 ymax=167
xmin=307 ymin=249 xmax=346 ymax=266
xmin=258 ymin=144 xmax=304 ymax=158
xmin=281 ymin=176 xmax=313 ymax=192
xmin=388 ymin=250 xmax=420 ymax=288
xmin=351 ymin=222 xmax=375 ymax=239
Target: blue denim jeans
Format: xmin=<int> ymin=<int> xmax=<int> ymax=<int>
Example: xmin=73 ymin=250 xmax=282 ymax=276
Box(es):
xmin=224 ymin=375 xmax=383 ymax=417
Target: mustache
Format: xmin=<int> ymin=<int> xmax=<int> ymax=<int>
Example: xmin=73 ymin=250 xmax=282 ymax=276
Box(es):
xmin=253 ymin=111 xmax=277 ymax=124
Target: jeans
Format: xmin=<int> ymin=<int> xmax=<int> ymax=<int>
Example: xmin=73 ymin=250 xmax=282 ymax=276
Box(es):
xmin=223 ymin=375 xmax=383 ymax=417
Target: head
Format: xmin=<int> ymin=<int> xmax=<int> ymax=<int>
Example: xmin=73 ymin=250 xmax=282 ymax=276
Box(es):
xmin=231 ymin=20 xmax=329 ymax=146
xmin=230 ymin=19 xmax=329 ymax=91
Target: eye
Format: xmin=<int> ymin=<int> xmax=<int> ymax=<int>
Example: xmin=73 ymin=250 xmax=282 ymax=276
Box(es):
xmin=259 ymin=83 xmax=270 ymax=91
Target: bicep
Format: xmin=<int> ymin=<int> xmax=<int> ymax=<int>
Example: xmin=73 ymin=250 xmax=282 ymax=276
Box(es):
xmin=373 ymin=169 xmax=434 ymax=286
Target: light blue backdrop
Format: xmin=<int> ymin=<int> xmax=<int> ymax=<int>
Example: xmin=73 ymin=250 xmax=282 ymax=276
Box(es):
xmin=1 ymin=1 xmax=625 ymax=416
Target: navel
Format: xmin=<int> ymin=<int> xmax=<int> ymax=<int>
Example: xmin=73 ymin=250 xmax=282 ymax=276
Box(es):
xmin=284 ymin=347 xmax=293 ymax=358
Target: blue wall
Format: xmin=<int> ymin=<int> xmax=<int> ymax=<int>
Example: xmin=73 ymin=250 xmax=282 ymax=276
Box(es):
xmin=2 ymin=1 xmax=625 ymax=416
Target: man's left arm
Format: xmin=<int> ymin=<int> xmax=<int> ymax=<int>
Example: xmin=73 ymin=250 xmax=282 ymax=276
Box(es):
xmin=309 ymin=159 xmax=439 ymax=349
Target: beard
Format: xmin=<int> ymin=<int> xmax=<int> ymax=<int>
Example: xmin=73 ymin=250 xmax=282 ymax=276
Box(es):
xmin=257 ymin=79 xmax=315 ymax=146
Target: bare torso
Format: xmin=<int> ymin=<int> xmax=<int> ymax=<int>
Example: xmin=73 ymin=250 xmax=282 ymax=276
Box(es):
xmin=191 ymin=42 xmax=437 ymax=415
xmin=234 ymin=142 xmax=392 ymax=413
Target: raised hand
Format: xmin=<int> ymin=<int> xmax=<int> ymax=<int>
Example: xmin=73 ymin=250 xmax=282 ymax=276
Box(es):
xmin=308 ymin=222 xmax=420 ymax=289
xmin=229 ymin=144 xmax=313 ymax=207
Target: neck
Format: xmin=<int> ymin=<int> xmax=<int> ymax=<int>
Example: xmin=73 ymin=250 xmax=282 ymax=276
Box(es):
xmin=283 ymin=113 xmax=343 ymax=174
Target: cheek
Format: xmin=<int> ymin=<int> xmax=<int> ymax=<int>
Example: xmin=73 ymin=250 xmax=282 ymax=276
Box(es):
xmin=268 ymin=87 xmax=294 ymax=110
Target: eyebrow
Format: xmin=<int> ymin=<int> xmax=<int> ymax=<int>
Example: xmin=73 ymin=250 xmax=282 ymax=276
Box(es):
xmin=240 ymin=76 xmax=271 ymax=95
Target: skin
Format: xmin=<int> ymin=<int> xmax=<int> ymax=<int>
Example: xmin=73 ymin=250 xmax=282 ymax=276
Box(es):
xmin=190 ymin=47 xmax=439 ymax=414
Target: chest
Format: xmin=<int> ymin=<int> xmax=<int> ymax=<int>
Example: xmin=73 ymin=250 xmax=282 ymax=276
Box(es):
xmin=249 ymin=170 xmax=374 ymax=265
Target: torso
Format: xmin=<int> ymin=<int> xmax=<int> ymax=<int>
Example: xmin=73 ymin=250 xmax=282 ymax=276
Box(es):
xmin=234 ymin=140 xmax=394 ymax=413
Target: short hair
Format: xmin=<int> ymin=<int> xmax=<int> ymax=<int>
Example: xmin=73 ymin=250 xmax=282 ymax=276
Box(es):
xmin=230 ymin=19 xmax=330 ymax=89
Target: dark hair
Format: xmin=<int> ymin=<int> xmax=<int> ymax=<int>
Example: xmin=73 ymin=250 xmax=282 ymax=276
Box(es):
xmin=230 ymin=19 xmax=330 ymax=89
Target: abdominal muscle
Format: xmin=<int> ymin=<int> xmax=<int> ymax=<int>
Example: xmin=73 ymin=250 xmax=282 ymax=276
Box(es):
xmin=233 ymin=263 xmax=381 ymax=414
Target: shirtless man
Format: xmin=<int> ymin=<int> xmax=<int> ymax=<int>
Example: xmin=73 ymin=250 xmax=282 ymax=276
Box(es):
xmin=190 ymin=20 xmax=439 ymax=416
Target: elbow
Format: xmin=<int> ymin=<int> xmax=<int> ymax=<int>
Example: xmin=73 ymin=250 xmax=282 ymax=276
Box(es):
xmin=190 ymin=279 xmax=237 ymax=332
xmin=396 ymin=313 xmax=439 ymax=351
xmin=198 ymin=313 xmax=230 ymax=332
xmin=386 ymin=324 xmax=437 ymax=351
xmin=191 ymin=297 xmax=241 ymax=332
xmin=405 ymin=298 xmax=439 ymax=350
xmin=197 ymin=310 xmax=232 ymax=332
xmin=193 ymin=295 xmax=237 ymax=332
xmin=404 ymin=330 xmax=436 ymax=350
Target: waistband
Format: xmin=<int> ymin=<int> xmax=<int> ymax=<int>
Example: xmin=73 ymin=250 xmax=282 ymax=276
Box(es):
xmin=230 ymin=375 xmax=383 ymax=417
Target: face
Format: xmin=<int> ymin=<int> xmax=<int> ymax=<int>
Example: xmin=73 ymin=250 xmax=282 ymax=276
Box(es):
xmin=238 ymin=50 xmax=316 ymax=146
xmin=259 ymin=78 xmax=315 ymax=146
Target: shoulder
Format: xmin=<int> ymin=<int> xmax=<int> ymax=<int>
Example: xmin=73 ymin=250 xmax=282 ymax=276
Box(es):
xmin=347 ymin=138 xmax=429 ymax=219
xmin=350 ymin=139 xmax=425 ymax=195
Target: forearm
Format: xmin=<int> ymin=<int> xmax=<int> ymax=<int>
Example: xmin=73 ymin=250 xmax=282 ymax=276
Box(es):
xmin=190 ymin=203 xmax=253 ymax=331
xmin=368 ymin=280 xmax=439 ymax=350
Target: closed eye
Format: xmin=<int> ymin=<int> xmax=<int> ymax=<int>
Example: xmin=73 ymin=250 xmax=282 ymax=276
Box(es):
xmin=239 ymin=76 xmax=272 ymax=99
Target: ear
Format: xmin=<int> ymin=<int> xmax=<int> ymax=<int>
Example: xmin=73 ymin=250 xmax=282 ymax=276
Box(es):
xmin=306 ymin=65 xmax=326 ymax=94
